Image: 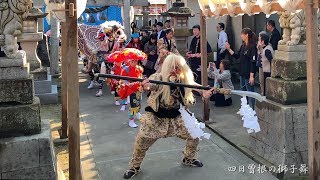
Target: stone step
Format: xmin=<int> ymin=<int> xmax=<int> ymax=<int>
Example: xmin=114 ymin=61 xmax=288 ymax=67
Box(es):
xmin=271 ymin=58 xmax=320 ymax=81
xmin=35 ymin=85 xmax=58 ymax=104
xmin=266 ymin=77 xmax=311 ymax=105
xmin=275 ymin=45 xmax=320 ymax=61
xmin=31 ymin=68 xmax=48 ymax=81
xmin=0 ymin=54 xmax=26 ymax=68
xmin=34 ymin=75 xmax=52 ymax=94
xmin=0 ymin=97 xmax=41 ymax=138
xmin=0 ymin=119 xmax=56 ymax=179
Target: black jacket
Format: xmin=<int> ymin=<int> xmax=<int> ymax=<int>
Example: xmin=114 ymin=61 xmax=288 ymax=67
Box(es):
xmin=158 ymin=31 xmax=166 ymax=39
xmin=270 ymin=28 xmax=281 ymax=50
xmin=188 ymin=36 xmax=212 ymax=67
xmin=231 ymin=44 xmax=257 ymax=78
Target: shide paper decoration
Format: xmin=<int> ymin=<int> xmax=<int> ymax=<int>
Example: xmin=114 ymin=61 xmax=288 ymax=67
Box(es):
xmin=198 ymin=0 xmax=303 ymax=17
xmin=179 ymin=105 xmax=211 ymax=140
xmin=237 ymin=97 xmax=261 ymax=133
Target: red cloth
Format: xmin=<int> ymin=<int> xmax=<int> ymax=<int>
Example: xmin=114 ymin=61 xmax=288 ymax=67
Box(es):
xmin=117 ymin=65 xmax=143 ymax=99
xmin=118 ymin=82 xmax=141 ymax=99
xmin=106 ymin=51 xmax=125 ymax=63
xmin=106 ymin=48 xmax=147 ymax=63
xmin=109 ymin=64 xmax=122 ymax=90
xmin=112 ymin=65 xmax=122 ymax=75
xmin=121 ymin=65 xmax=143 ymax=78
xmin=122 ymin=48 xmax=147 ymax=62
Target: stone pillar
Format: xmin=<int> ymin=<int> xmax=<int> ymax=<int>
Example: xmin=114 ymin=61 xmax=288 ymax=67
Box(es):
xmin=0 ymin=1 xmax=56 ymax=178
xmin=17 ymin=8 xmax=57 ymax=104
xmin=123 ymin=0 xmax=131 ymax=38
xmin=38 ymin=18 xmax=44 ymax=32
xmin=249 ymin=44 xmax=319 ymax=177
xmin=141 ymin=6 xmax=150 ymax=28
xmin=0 ymin=54 xmax=39 ymax=135
xmin=0 ymin=52 xmax=56 ymax=179
xmin=50 ymin=15 xmax=60 ymax=75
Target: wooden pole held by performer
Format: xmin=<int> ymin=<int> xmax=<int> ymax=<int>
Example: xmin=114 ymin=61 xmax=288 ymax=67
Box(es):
xmin=95 ymin=73 xmax=266 ymax=102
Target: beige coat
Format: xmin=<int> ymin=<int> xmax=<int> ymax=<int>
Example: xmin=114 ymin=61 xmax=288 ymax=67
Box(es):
xmin=208 ymin=68 xmax=234 ymax=99
xmin=155 ymin=38 xmax=179 ymax=72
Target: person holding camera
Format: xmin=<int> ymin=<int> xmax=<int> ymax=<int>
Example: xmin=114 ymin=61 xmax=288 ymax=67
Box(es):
xmin=207 ymin=60 xmax=234 ymax=106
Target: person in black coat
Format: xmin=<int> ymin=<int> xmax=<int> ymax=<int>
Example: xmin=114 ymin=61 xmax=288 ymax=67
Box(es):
xmin=266 ymin=20 xmax=281 ymax=50
xmin=225 ymin=28 xmax=257 ymax=109
xmin=186 ymin=25 xmax=212 ymax=84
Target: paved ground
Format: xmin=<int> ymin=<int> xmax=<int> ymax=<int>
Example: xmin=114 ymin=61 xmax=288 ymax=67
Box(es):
xmin=79 ymin=72 xmax=277 ymax=180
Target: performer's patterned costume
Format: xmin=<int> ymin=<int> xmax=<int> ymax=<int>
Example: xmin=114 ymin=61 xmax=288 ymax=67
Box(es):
xmin=120 ymin=65 xmax=144 ymax=118
xmin=124 ymin=72 xmax=203 ymax=179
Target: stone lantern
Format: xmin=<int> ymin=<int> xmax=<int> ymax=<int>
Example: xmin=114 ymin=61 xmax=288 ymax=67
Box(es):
xmin=162 ymin=0 xmax=194 ymax=55
xmin=18 ymin=7 xmax=58 ymax=105
xmin=140 ymin=2 xmax=152 ymax=32
xmin=18 ymin=8 xmax=48 ymax=71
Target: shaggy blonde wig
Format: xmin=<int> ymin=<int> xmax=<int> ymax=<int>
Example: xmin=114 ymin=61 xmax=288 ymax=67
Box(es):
xmin=160 ymin=54 xmax=195 ymax=106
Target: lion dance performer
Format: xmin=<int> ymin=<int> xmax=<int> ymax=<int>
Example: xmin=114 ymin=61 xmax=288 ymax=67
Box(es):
xmin=123 ymin=54 xmax=214 ymax=179
xmin=94 ymin=21 xmax=127 ymax=97
xmin=117 ymin=48 xmax=147 ymax=128
xmin=107 ymin=51 xmax=127 ymax=106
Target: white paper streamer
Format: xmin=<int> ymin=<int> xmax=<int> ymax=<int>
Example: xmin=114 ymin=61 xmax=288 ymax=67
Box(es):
xmin=237 ymin=96 xmax=261 ymax=133
xmin=179 ymin=104 xmax=211 ymax=140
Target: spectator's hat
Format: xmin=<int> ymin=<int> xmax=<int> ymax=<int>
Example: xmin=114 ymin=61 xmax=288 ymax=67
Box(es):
xmin=131 ymin=33 xmax=139 ymax=38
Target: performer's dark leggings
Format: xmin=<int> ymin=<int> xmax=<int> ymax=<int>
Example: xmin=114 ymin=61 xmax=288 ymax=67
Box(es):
xmin=88 ymin=64 xmax=103 ymax=89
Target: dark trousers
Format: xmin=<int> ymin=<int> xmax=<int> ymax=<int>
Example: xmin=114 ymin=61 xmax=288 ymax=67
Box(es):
xmin=216 ymin=50 xmax=226 ymax=67
xmin=214 ymin=93 xmax=232 ymax=107
xmin=88 ymin=63 xmax=103 ymax=89
xmin=263 ymin=72 xmax=271 ymax=96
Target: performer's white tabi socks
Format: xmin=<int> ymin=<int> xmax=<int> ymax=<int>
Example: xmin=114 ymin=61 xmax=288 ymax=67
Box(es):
xmin=128 ymin=119 xmax=138 ymax=128
xmin=136 ymin=112 xmax=142 ymax=119
xmin=87 ymin=81 xmax=95 ymax=89
xmin=96 ymin=89 xmax=103 ymax=97
xmin=120 ymin=105 xmax=126 ymax=111
xmin=115 ymin=101 xmax=121 ymax=106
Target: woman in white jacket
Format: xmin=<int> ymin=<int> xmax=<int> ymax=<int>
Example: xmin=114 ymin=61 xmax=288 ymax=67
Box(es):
xmin=208 ymin=59 xmax=234 ymax=106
